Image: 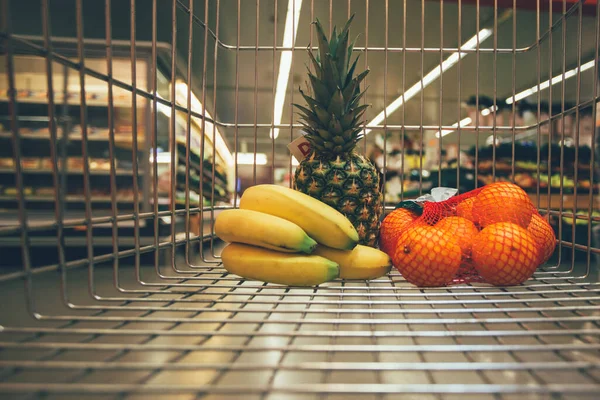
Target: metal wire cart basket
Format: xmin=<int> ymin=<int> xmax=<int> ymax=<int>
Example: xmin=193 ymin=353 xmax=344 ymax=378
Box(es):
xmin=1 ymin=0 xmax=600 ymax=398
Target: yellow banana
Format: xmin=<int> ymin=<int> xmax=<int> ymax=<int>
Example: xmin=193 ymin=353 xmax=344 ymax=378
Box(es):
xmin=215 ymin=209 xmax=317 ymax=254
xmin=221 ymin=243 xmax=339 ymax=286
xmin=313 ymin=244 xmax=391 ymax=280
xmin=239 ymin=184 xmax=359 ymax=250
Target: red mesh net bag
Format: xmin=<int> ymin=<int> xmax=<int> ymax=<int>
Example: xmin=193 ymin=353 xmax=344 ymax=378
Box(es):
xmin=379 ymin=182 xmax=557 ymax=287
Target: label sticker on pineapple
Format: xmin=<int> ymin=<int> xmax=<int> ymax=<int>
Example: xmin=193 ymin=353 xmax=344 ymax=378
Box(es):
xmin=288 ymin=135 xmax=311 ymax=163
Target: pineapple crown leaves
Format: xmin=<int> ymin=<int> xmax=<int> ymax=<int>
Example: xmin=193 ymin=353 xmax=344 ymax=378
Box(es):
xmin=293 ymin=14 xmax=371 ymax=156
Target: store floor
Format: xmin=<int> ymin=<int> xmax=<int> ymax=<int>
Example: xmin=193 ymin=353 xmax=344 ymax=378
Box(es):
xmin=0 ymin=243 xmax=599 ymax=400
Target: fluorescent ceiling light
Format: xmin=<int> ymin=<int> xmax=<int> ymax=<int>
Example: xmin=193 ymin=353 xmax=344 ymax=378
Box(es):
xmin=149 ymin=152 xmax=171 ymax=164
xmin=365 ymin=28 xmax=493 ymax=135
xmin=174 ymin=81 xmax=234 ymax=167
xmin=485 ymin=135 xmax=502 ymax=146
xmin=506 ymin=60 xmax=596 ymax=104
xmin=481 ymin=105 xmax=498 ymax=116
xmin=270 ymin=0 xmax=303 ymax=140
xmin=236 ymin=152 xmax=268 ymax=165
xmin=434 ymin=59 xmax=596 ymax=140
xmin=156 ymin=99 xmax=172 ymax=117
xmin=435 ymin=117 xmax=472 ymax=138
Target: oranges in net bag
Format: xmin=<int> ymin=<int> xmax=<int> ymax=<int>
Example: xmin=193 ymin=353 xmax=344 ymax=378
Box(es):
xmin=379 ymin=208 xmax=418 ymax=257
xmin=380 ymin=182 xmax=556 ymax=287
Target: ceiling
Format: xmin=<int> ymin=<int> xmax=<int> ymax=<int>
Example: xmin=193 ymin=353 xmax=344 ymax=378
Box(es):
xmin=192 ymin=0 xmax=599 ymax=161
xmin=5 ymin=0 xmax=599 ymax=164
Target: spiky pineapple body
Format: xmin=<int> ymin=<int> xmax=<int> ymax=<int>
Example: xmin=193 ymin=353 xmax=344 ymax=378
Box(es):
xmin=295 ymin=152 xmax=382 ymax=246
xmin=293 ymin=14 xmax=383 ymax=247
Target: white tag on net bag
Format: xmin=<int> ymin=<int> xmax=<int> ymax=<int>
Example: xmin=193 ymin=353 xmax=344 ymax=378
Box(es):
xmin=402 ymin=187 xmax=459 ymax=205
xmin=415 ymin=187 xmax=459 ymax=202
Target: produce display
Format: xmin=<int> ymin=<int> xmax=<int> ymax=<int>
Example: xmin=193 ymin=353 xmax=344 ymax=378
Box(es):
xmin=292 ymin=15 xmax=383 ymax=247
xmin=381 ymin=182 xmax=557 ymax=287
xmin=213 ymin=16 xmax=564 ymax=289
xmin=216 ymin=184 xmax=391 ymax=286
xmin=176 ymin=137 xmax=230 ymax=205
xmin=471 ymin=143 xmax=598 ymax=193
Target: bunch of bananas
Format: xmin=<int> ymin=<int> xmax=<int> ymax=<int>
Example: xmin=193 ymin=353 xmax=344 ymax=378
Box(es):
xmin=215 ymin=184 xmax=391 ymax=286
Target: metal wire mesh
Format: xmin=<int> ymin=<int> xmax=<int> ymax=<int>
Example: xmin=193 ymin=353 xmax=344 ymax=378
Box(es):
xmin=0 ymin=0 xmax=600 ymax=398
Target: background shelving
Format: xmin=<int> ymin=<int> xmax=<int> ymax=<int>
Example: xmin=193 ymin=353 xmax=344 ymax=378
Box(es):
xmin=0 ymin=39 xmax=233 ymax=252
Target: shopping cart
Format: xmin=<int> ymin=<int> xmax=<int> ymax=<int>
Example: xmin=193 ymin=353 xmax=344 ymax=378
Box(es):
xmin=0 ymin=0 xmax=599 ymax=398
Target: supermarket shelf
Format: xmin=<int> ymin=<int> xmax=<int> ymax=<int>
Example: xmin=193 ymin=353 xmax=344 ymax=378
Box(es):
xmin=177 ymin=163 xmax=228 ymax=189
xmin=0 ymin=131 xmax=142 ymax=143
xmin=0 ymin=209 xmax=140 ymax=227
xmin=530 ymin=193 xmax=600 ymax=210
xmin=0 ymin=95 xmax=137 ymax=108
xmin=0 ymin=233 xmax=214 ymax=247
xmin=0 ymin=168 xmax=134 ymax=176
xmin=0 ymin=209 xmax=218 ymax=247
xmin=0 ymin=195 xmax=170 ymax=204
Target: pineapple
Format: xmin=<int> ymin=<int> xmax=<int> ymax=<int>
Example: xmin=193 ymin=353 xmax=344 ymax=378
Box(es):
xmin=293 ymin=15 xmax=383 ymax=247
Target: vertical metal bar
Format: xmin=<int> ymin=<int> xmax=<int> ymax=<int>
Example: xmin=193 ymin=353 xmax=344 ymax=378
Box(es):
xmin=105 ymin=0 xmax=121 ymax=290
xmin=547 ymin=0 xmax=555 ymax=256
xmin=234 ymin=0 xmax=240 ymax=206
xmin=456 ymin=0 xmax=462 ymax=192
xmin=130 ymin=0 xmax=142 ymax=281
xmin=271 ymin=0 xmax=277 ymax=184
xmin=491 ymin=0 xmax=498 ymax=182
xmin=59 ymin=65 xmax=69 ymax=223
xmin=3 ymin=0 xmax=36 ymax=315
xmin=41 ymin=0 xmax=68 ymax=305
xmin=474 ymin=0 xmax=480 ymax=189
xmin=557 ymin=0 xmax=567 ymax=268
xmin=184 ymin=0 xmax=194 ymax=265
xmin=288 ymin=0 xmax=297 ymax=186
xmin=169 ymin=0 xmax=178 ymax=269
xmin=438 ymin=0 xmax=444 ymax=189
xmin=151 ymin=0 xmax=160 ymax=271
xmin=586 ymin=0 xmax=600 ymax=271
xmin=535 ymin=0 xmax=542 ymax=211
xmin=210 ymin=0 xmax=221 ymax=258
xmin=329 ymin=0 xmax=333 ymax=36
xmin=419 ymin=0 xmax=425 ymax=194
xmin=400 ymin=0 xmax=406 ymax=201
xmin=253 ymin=0 xmax=260 ymax=184
xmin=75 ymin=0 xmax=96 ymax=296
xmin=363 ymin=0 xmax=369 ymax=154
xmin=199 ymin=0 xmax=210 ymax=261
xmin=382 ymin=0 xmax=388 ymax=205
xmin=570 ymin=0 xmax=584 ymax=273
xmin=510 ymin=0 xmax=516 ymax=182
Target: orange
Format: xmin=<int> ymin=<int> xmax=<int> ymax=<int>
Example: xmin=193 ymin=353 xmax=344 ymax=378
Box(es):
xmin=527 ymin=213 xmax=556 ymax=263
xmin=379 ymin=208 xmax=418 ymax=257
xmin=471 ymin=182 xmax=535 ymax=228
xmin=435 ymin=216 xmax=479 ymax=257
xmin=393 ymin=226 xmax=462 ymax=287
xmin=471 ymin=222 xmax=540 ymax=286
xmin=421 ymin=202 xmax=454 ymax=226
xmin=456 ymin=196 xmax=476 ymax=223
